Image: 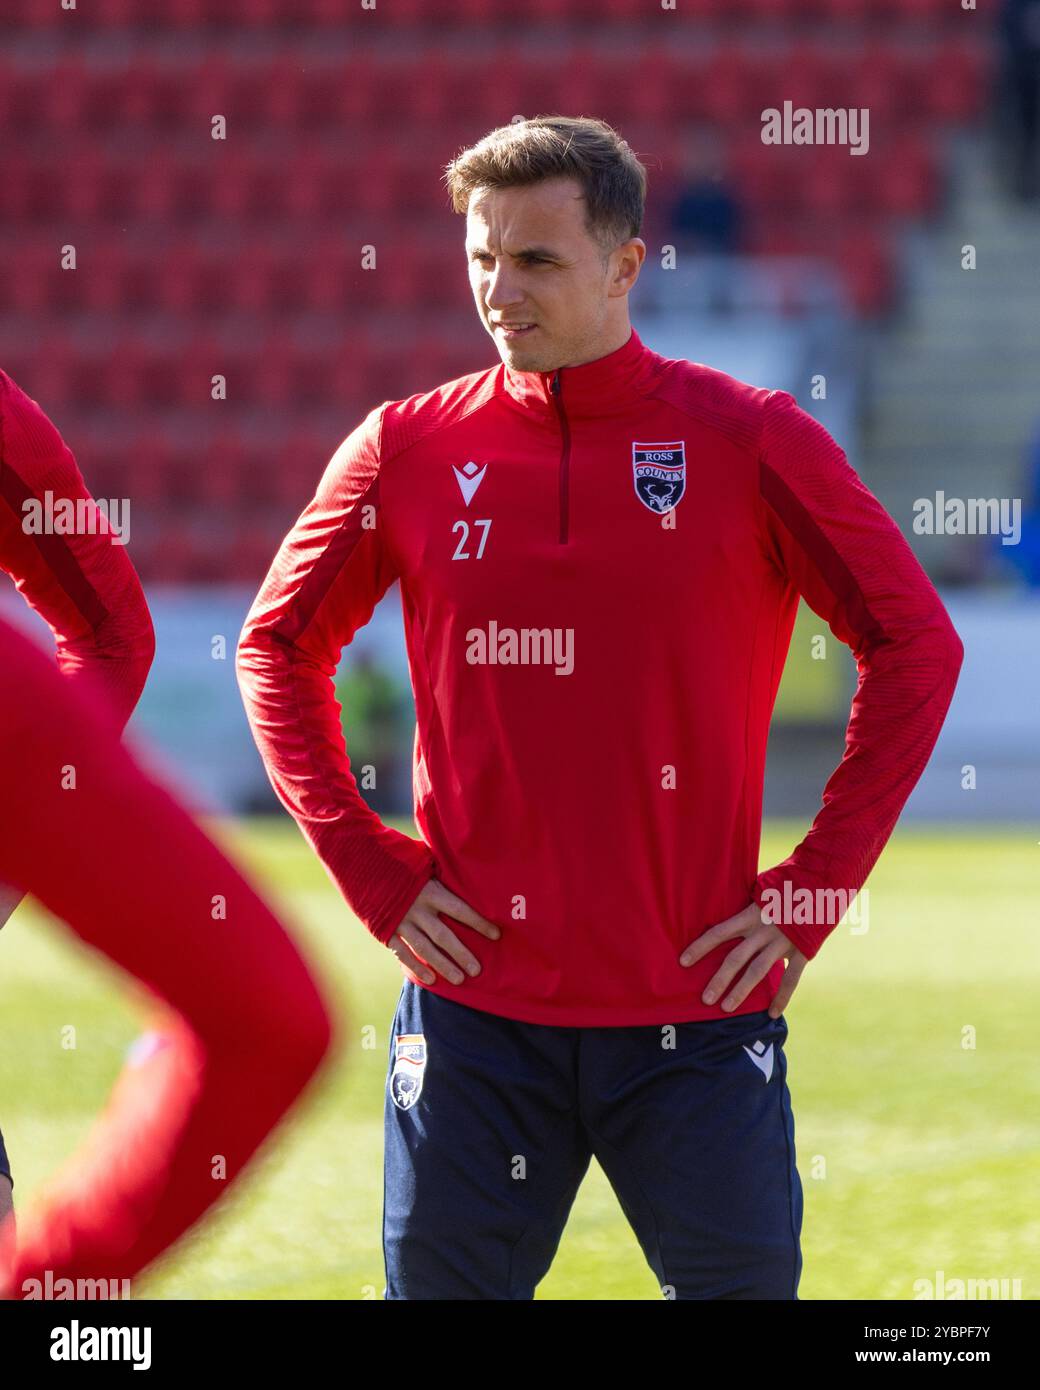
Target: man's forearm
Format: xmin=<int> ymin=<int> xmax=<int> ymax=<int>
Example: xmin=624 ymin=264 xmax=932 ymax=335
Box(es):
xmin=236 ymin=623 xmax=436 ymax=942
xmin=754 ymin=611 xmax=963 ymax=959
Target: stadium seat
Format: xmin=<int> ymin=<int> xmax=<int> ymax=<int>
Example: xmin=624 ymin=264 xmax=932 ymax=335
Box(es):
xmin=22 ymin=338 xmax=78 ymax=409
xmin=3 ymin=0 xmax=990 ymax=582
xmin=815 ymin=0 xmax=881 ymax=22
xmin=40 ymin=61 xmax=91 ymax=135
xmin=929 ymin=39 xmax=989 ymax=122
xmin=19 ymin=0 xmax=65 ymax=28
xmin=875 ymin=135 xmax=938 ymax=218
xmin=226 ymin=523 xmax=285 ymax=585
xmin=837 ymin=229 xmax=895 ymax=316
xmin=802 ymin=151 xmax=858 ymax=220
xmin=126 ymin=438 xmax=180 ymax=509
xmin=299 ymin=234 xmax=355 ymax=314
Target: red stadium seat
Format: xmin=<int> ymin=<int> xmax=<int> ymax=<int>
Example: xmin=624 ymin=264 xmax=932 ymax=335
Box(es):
xmin=76 ymin=244 xmax=132 ymax=314
xmin=816 ymin=0 xmax=881 ymax=22
xmin=62 ymin=150 xmax=111 ymax=221
xmin=164 ymin=0 xmax=214 ymax=31
xmin=373 ymin=239 xmax=426 ymax=311
xmin=252 ymin=335 xmax=300 ymax=411
xmin=8 ymin=0 xmax=988 ymax=588
xmin=202 ymin=149 xmax=265 ymax=221
xmin=93 ymin=2 xmax=142 ymax=33
xmin=272 ymin=443 xmax=323 ymax=516
xmin=407 ymin=51 xmax=459 ymax=126
xmin=837 ymin=229 xmax=895 ymax=316
xmin=220 ymin=243 xmax=280 ymax=314
xmin=152 ymin=245 xmax=204 ymax=314
xmin=226 ymin=523 xmax=285 ymax=586
xmin=126 ymin=438 xmax=179 ymax=510
xmin=142 ymin=524 xmax=205 ymax=584
xmin=299 ymin=234 xmax=355 ymax=314
xmin=288 ymin=346 xmax=335 ymax=409
xmin=614 ymin=45 xmax=677 ymax=128
xmin=0 ymin=155 xmax=33 ymax=222
xmin=262 ymin=56 xmax=319 ymax=128
xmin=198 ymin=433 xmax=251 ymax=508
xmin=697 ymin=45 xmax=762 ymax=124
xmin=929 ymin=39 xmax=989 ymax=123
xmin=19 ymin=0 xmax=65 ymax=27
xmin=875 ymin=135 xmax=938 ymax=218
xmin=802 ymin=150 xmax=858 ymax=220
xmin=743 ymin=0 xmax=808 ymax=20
xmin=177 ymin=333 xmax=227 ymax=410
xmin=183 ymin=54 xmax=237 ymax=128
xmin=329 ymin=57 xmax=380 ymax=125
xmin=551 ymin=51 xmax=612 ymax=122
xmin=302 ymin=0 xmax=359 ymax=23
xmin=22 ymin=338 xmax=78 ymax=410
xmin=895 ymin=0 xmax=956 ymax=20
xmin=782 ymin=41 xmax=847 ymax=114
xmin=41 ymin=60 xmax=90 ymax=135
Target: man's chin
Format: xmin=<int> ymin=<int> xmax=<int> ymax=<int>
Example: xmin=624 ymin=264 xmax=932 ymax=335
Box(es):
xmin=496 ymin=341 xmax=555 ymax=373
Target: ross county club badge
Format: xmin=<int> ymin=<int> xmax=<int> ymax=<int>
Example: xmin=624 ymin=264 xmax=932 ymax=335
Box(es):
xmin=632 ymin=441 xmax=686 ymax=513
xmin=390 ymin=1033 xmax=428 ymax=1110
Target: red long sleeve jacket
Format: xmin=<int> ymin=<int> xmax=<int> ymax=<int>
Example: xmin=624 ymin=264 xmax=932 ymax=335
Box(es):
xmin=237 ymin=327 xmax=963 ymax=1027
xmin=0 ymin=614 xmax=332 ymax=1295
xmin=0 ymin=369 xmax=155 ymax=733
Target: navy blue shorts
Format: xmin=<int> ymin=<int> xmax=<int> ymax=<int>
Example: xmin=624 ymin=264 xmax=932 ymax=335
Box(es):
xmin=0 ymin=1123 xmax=10 ymax=1190
xmin=383 ymin=981 xmax=803 ymax=1300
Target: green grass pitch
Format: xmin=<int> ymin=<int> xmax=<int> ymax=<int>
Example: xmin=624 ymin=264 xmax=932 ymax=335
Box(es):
xmin=0 ymin=817 xmax=1035 ymax=1300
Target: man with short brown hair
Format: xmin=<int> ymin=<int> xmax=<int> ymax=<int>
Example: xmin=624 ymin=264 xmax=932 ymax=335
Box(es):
xmin=238 ymin=116 xmax=962 ymax=1299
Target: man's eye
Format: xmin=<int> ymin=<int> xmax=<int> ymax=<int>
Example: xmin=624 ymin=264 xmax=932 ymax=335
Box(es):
xmin=471 ymin=254 xmax=549 ymax=267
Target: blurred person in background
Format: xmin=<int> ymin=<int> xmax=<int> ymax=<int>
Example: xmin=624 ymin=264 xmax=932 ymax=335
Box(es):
xmin=666 ymin=127 xmax=743 ymax=311
xmin=0 ymin=612 xmax=333 ymax=1298
xmin=998 ymin=0 xmax=1040 ymax=199
xmin=0 ymin=368 xmax=156 ymax=1226
xmin=988 ymin=418 xmax=1040 ymax=585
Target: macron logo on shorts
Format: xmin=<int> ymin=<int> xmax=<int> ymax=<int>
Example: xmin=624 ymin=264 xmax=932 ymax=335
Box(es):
xmin=742 ymin=1040 xmax=775 ymax=1083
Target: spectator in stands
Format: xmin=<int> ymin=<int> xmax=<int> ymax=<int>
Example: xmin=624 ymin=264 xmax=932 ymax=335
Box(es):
xmin=990 ymin=419 xmax=1040 ymax=585
xmin=998 ymin=0 xmax=1040 ymax=200
xmin=668 ymin=131 xmax=742 ymax=253
xmin=665 ymin=129 xmax=743 ymax=311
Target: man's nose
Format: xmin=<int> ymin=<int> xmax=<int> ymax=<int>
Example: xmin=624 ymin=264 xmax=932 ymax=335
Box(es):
xmin=483 ymin=265 xmax=524 ymax=310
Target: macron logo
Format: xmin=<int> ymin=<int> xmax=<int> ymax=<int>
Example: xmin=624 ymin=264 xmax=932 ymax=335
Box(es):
xmin=453 ymin=460 xmax=487 ymax=507
xmin=742 ymin=1040 xmax=774 ymax=1083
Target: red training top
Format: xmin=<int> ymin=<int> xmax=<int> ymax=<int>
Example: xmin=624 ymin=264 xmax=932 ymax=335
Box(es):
xmin=0 ymin=368 xmax=155 ymax=733
xmin=237 ymin=327 xmax=963 ymax=1027
xmin=0 ymin=613 xmax=332 ymax=1295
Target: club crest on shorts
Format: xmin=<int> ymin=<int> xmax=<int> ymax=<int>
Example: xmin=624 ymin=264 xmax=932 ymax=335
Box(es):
xmin=390 ymin=1033 xmax=427 ymax=1110
xmin=632 ymin=441 xmax=686 ymax=513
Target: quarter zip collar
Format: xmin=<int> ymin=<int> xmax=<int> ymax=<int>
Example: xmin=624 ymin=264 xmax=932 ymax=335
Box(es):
xmin=502 ymin=327 xmax=652 ymax=418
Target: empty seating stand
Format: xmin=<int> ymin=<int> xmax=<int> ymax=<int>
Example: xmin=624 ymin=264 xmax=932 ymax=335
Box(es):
xmin=2 ymin=4 xmax=992 ymax=580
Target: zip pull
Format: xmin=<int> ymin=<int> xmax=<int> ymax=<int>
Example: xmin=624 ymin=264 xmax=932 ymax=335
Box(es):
xmin=549 ymin=369 xmax=570 ymax=545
